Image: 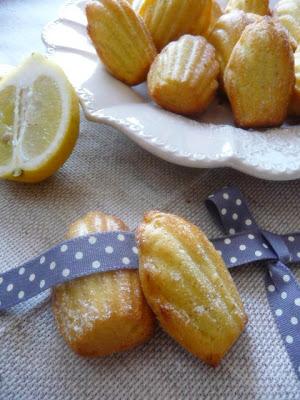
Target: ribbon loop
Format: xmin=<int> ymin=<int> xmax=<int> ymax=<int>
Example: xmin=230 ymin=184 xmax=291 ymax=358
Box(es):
xmin=206 ymin=186 xmax=258 ymax=235
xmin=262 ymin=231 xmax=291 ymax=264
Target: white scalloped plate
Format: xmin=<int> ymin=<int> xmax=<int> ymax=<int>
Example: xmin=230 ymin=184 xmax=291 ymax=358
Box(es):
xmin=42 ymin=0 xmax=300 ymax=181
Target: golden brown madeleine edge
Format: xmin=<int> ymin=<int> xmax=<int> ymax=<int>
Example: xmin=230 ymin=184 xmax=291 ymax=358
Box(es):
xmin=137 ymin=211 xmax=248 ymax=367
xmin=52 ymin=211 xmax=155 ymax=357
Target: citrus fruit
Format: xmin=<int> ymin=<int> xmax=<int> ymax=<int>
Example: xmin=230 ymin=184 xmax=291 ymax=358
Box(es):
xmin=0 ymin=53 xmax=80 ymax=183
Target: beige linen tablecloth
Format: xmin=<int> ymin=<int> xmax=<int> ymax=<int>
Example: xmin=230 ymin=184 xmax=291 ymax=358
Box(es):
xmin=1 ymin=1 xmax=300 ymax=399
xmin=1 ymin=118 xmax=300 ymax=400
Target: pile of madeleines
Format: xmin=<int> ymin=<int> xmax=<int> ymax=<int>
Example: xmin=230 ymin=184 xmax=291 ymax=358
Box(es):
xmin=53 ymin=211 xmax=247 ymax=367
xmin=86 ymin=0 xmax=300 ymax=129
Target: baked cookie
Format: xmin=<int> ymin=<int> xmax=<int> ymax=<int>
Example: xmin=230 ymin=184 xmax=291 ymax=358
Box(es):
xmin=135 ymin=0 xmax=213 ymax=51
xmin=289 ymin=45 xmax=300 ymax=115
xmin=52 ymin=211 xmax=155 ymax=356
xmin=202 ymin=0 xmax=224 ymax=38
xmin=226 ymin=0 xmax=270 ymax=16
xmin=137 ymin=211 xmax=248 ymax=367
xmin=273 ymin=0 xmax=300 ymax=43
xmin=86 ymin=0 xmax=156 ymax=85
xmin=189 ymin=1 xmax=215 ymax=37
xmin=209 ymin=10 xmax=260 ymax=85
xmin=148 ymin=35 xmax=219 ymax=115
xmin=224 ymin=17 xmax=295 ymax=128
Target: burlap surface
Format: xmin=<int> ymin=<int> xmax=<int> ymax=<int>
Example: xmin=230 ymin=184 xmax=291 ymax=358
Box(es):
xmin=1 ymin=0 xmax=300 ymax=398
xmin=1 ymin=117 xmax=300 ymax=400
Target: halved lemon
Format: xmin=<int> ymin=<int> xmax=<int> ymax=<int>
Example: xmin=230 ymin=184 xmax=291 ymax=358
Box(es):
xmin=0 ymin=53 xmax=80 ymax=183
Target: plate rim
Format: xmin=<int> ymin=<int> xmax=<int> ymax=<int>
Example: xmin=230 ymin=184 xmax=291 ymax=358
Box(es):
xmin=41 ymin=0 xmax=300 ymax=182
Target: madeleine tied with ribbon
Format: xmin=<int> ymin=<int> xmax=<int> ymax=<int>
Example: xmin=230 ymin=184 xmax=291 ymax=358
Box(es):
xmin=137 ymin=211 xmax=247 ymax=367
xmin=53 ymin=211 xmax=155 ymax=357
xmin=3 ymin=186 xmax=300 ymax=376
xmin=0 ymin=195 xmax=248 ymax=366
xmin=52 ymin=209 xmax=247 ymax=364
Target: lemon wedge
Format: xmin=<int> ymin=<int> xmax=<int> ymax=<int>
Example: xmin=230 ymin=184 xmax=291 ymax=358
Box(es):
xmin=0 ymin=53 xmax=80 ymax=183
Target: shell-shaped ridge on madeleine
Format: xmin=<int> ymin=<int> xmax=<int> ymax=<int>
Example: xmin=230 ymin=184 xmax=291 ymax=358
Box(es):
xmin=135 ymin=0 xmax=213 ymax=50
xmin=274 ymin=0 xmax=300 ymax=43
xmin=52 ymin=211 xmax=155 ymax=357
xmin=226 ymin=0 xmax=270 ymax=16
xmin=86 ymin=0 xmax=156 ymax=85
xmin=137 ymin=211 xmax=248 ymax=367
xmin=224 ymin=17 xmax=295 ymax=128
xmin=148 ymin=35 xmax=219 ymax=115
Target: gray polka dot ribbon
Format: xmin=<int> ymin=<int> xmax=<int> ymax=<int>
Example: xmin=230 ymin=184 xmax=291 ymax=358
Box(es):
xmin=0 ymin=232 xmax=139 ymax=310
xmin=1 ymin=186 xmax=300 ymax=378
xmin=206 ymin=186 xmax=300 ymax=380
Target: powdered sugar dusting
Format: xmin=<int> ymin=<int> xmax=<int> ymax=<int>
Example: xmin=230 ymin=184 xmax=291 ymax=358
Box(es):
xmin=194 ymin=305 xmax=205 ymax=315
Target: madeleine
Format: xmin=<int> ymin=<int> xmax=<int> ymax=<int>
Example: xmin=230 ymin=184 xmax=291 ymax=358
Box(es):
xmin=224 ymin=17 xmax=295 ymax=128
xmin=52 ymin=211 xmax=155 ymax=356
xmin=135 ymin=0 xmax=213 ymax=51
xmin=289 ymin=45 xmax=300 ymax=116
xmin=209 ymin=10 xmax=260 ymax=84
xmin=86 ymin=0 xmax=156 ymax=85
xmin=202 ymin=0 xmax=224 ymax=38
xmin=137 ymin=211 xmax=248 ymax=367
xmin=274 ymin=0 xmax=300 ymax=43
xmin=226 ymin=0 xmax=270 ymax=16
xmin=148 ymin=35 xmax=219 ymax=115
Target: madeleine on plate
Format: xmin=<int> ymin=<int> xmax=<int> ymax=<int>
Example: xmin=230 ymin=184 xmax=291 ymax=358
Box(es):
xmin=209 ymin=10 xmax=260 ymax=85
xmin=202 ymin=0 xmax=224 ymax=38
xmin=148 ymin=35 xmax=219 ymax=115
xmin=86 ymin=0 xmax=156 ymax=85
xmin=225 ymin=0 xmax=270 ymax=16
xmin=196 ymin=0 xmax=223 ymax=38
xmin=189 ymin=0 xmax=215 ymax=37
xmin=224 ymin=17 xmax=295 ymax=128
xmin=52 ymin=211 xmax=155 ymax=357
xmin=135 ymin=0 xmax=213 ymax=51
xmin=289 ymin=45 xmax=300 ymax=116
xmin=273 ymin=0 xmax=300 ymax=43
xmin=137 ymin=211 xmax=248 ymax=367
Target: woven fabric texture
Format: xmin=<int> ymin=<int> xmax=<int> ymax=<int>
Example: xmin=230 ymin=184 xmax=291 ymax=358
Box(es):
xmin=1 ymin=0 xmax=300 ymax=398
xmin=1 ymin=116 xmax=300 ymax=400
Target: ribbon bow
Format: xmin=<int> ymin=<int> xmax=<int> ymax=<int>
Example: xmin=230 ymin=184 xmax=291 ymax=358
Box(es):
xmin=206 ymin=187 xmax=300 ymax=380
xmin=1 ymin=186 xmax=300 ymax=378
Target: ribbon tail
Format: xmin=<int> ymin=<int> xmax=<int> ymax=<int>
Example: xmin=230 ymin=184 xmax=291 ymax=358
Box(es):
xmin=266 ymin=261 xmax=300 ymax=379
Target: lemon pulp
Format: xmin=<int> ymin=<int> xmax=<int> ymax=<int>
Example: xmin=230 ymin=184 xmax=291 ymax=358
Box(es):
xmin=0 ymin=53 xmax=79 ymax=183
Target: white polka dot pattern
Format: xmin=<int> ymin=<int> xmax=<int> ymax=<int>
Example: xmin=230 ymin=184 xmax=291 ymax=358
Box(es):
xmin=132 ymin=247 xmax=138 ymax=254
xmin=75 ymin=252 xmax=83 ymax=260
xmin=0 ymin=231 xmax=138 ymax=311
xmin=266 ymin=260 xmax=300 ymax=379
xmin=88 ymin=236 xmax=97 ymax=245
xmin=206 ymin=186 xmax=300 ymax=380
xmin=92 ymin=261 xmax=101 ymax=269
xmin=1 ymin=185 xmax=300 ymax=381
xmin=40 ymin=256 xmax=45 ymax=265
xmin=275 ymin=309 xmax=283 ymax=317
